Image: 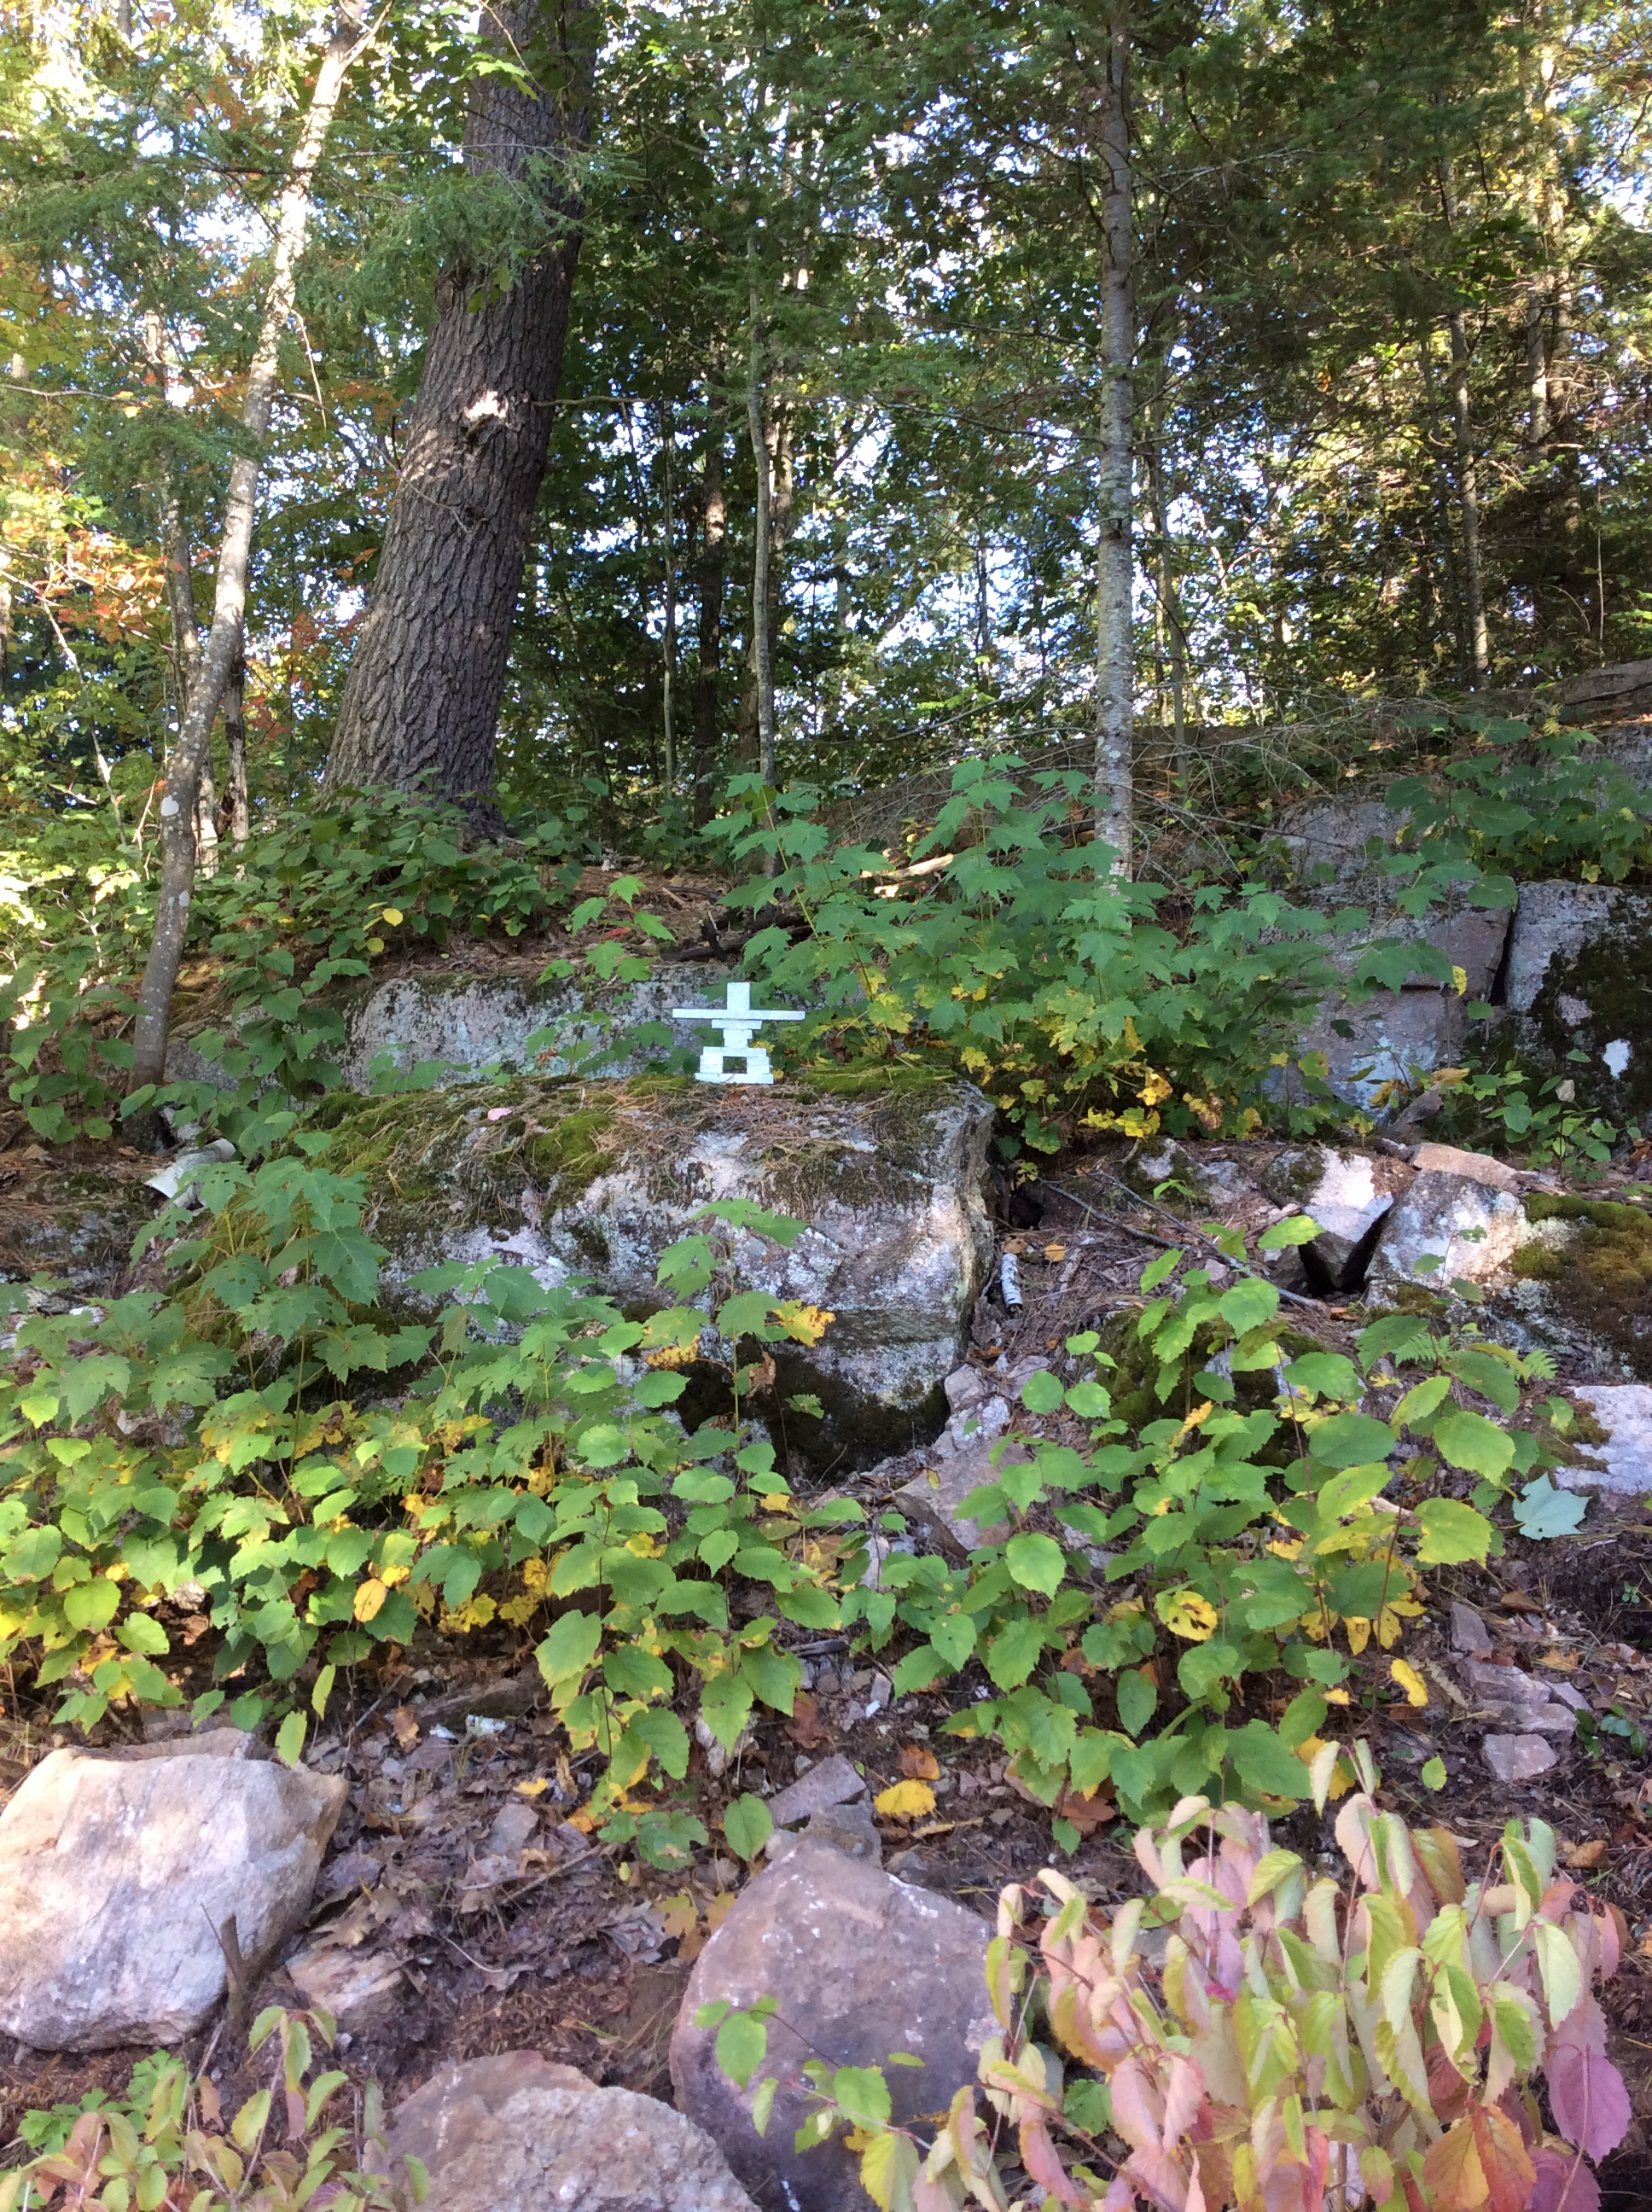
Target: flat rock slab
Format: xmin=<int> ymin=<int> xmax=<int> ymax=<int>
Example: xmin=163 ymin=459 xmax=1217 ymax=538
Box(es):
xmin=0 ymin=1743 xmax=345 ymax=2050
xmin=380 ymin=2052 xmax=756 ymax=2212
xmin=672 ymin=1837 xmax=993 ymax=2212
xmin=1562 ymin=1385 xmax=1652 ymax=1495
xmin=1450 ymin=1603 xmax=1492 ymax=1653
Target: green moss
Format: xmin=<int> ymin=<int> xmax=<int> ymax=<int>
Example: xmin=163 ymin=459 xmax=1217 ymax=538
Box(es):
xmin=1510 ymin=1193 xmax=1652 ymax=1377
xmin=794 ymin=1062 xmax=955 ymax=1098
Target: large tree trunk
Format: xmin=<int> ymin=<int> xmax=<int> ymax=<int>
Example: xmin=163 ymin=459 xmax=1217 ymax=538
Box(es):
xmin=128 ymin=0 xmax=369 ymax=1104
xmin=323 ymin=0 xmax=595 ymax=817
xmin=1440 ymin=160 xmax=1489 ymax=687
xmin=745 ymin=256 xmax=777 ymax=788
xmin=1092 ymin=2 xmax=1135 ymax=867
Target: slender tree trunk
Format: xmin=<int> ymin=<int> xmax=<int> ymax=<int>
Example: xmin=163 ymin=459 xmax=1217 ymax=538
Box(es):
xmin=693 ymin=399 xmax=726 ymax=824
xmin=128 ymin=0 xmax=369 ymax=1103
xmin=224 ymin=637 xmax=250 ymax=849
xmin=1440 ymin=162 xmax=1489 ymax=687
xmin=1092 ymin=2 xmax=1135 ymax=867
xmin=660 ymin=400 xmax=678 ymax=796
xmin=746 ymin=256 xmax=777 ymax=788
xmin=324 ymin=0 xmax=595 ymax=816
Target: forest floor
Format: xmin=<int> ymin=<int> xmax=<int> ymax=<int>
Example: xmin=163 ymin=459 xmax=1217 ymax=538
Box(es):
xmin=3 ymin=1148 xmax=1652 ymax=2204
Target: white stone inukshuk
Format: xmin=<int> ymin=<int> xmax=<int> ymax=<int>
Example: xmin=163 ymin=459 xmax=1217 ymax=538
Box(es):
xmin=673 ymin=980 xmax=804 ymax=1085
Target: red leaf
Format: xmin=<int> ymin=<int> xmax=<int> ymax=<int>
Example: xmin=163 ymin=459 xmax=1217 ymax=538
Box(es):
xmin=1471 ymin=2104 xmax=1537 ymax=2212
xmin=1546 ymin=2045 xmax=1632 ymax=2160
xmin=1019 ymin=2116 xmax=1087 ymax=2208
xmin=1421 ymin=2121 xmax=1487 ymax=2211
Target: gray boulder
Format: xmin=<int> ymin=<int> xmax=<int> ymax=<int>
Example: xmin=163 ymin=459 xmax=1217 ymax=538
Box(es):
xmin=0 ymin=1169 xmax=159 ymax=1295
xmin=378 ymin=2052 xmax=757 ymax=2212
xmin=1561 ymin=1384 xmax=1652 ymax=1495
xmin=0 ymin=1739 xmax=346 ymax=2050
xmin=672 ymin=1837 xmax=993 ymax=2212
xmin=1260 ymin=1148 xmax=1398 ymax=1290
xmin=1367 ymin=1170 xmax=1534 ymax=1291
xmin=320 ymin=1074 xmax=994 ymax=1472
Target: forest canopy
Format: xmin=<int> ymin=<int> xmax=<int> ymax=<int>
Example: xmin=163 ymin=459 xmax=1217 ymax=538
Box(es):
xmin=1 ymin=0 xmax=1648 ymax=851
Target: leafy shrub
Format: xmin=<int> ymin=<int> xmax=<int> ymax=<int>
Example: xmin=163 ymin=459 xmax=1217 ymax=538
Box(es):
xmin=0 ymin=2006 xmax=423 ymax=2211
xmin=707 ymin=1750 xmax=1630 ymax=2211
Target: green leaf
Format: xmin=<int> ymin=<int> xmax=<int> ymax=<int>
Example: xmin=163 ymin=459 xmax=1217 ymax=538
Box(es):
xmin=275 ymin=1710 xmax=306 ymax=1768
xmin=62 ymin=1577 xmax=119 ymax=1633
xmin=1280 ymin=1690 xmax=1327 ymax=1749
xmin=1512 ymin=1477 xmax=1587 ymax=1540
xmin=1258 ymin=1214 xmax=1323 ymax=1250
xmin=1414 ymin=1499 xmax=1495 ymax=1566
xmin=1115 ymin=1668 xmax=1157 ymax=1738
xmin=1021 ymin=1369 xmax=1065 ymax=1413
xmin=1308 ymin=1412 xmax=1397 ymax=1469
xmin=1218 ymin=1278 xmax=1280 ymax=1334
xmin=832 ymin=2064 xmax=893 ymax=2131
xmin=116 ymin=1613 xmax=169 ymax=1656
xmin=629 ymin=1705 xmax=690 ymax=1779
xmin=536 ymin=1610 xmax=601 ymax=1687
xmin=929 ymin=1612 xmax=978 ymax=1670
xmin=1421 ymin=1757 xmax=1447 ymax=1790
xmin=1004 ymin=1532 xmax=1065 ymax=1595
xmin=1315 ymin=1463 xmax=1392 ymax=1521
xmin=716 ymin=2011 xmax=769 ymax=2090
xmin=1225 ymin=1719 xmax=1310 ymax=1801
xmin=983 ymin=1616 xmax=1044 ymax=1689
xmin=723 ymin=1792 xmax=774 ymax=1864
xmin=1280 ymin=1352 xmax=1360 ymax=1401
xmin=1432 ymin=1407 xmax=1515 ymax=1481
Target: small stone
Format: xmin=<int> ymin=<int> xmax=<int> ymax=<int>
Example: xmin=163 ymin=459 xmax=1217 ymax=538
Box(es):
xmin=1461 ymin=1660 xmax=1550 ymax=1709
xmin=1483 ymin=1735 xmax=1560 ymax=1784
xmin=1450 ymin=1603 xmax=1492 ymax=1654
xmin=764 ymin=1753 xmax=866 ymax=1829
xmin=943 ymin=1366 xmax=987 ymax=1412
xmin=893 ymin=1438 xmax=1027 ymax=1555
xmin=377 ymin=2052 xmax=757 ymax=2212
xmin=934 ymin=1393 xmax=1009 ymax=1460
xmin=0 ymin=1743 xmax=345 ymax=2050
xmin=767 ymin=1797 xmax=882 ymax=1867
xmin=286 ymin=1941 xmax=405 ymax=2029
xmin=1517 ymin=1708 xmax=1579 ymax=1739
xmin=485 ymin=1800 xmax=540 ymax=1859
xmin=672 ymin=1838 xmax=993 ymax=2212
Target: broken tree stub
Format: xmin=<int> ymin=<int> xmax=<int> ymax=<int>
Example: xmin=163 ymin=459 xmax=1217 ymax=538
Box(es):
xmin=0 ymin=1739 xmax=346 ymax=2051
xmin=317 ymin=1074 xmax=995 ymax=1471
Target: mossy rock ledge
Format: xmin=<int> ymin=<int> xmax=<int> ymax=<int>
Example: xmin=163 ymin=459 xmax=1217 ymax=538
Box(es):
xmin=317 ymin=1072 xmax=996 ymax=1474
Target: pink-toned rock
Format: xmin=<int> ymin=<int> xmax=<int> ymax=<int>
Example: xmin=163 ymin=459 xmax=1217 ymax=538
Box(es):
xmin=1410 ymin=1143 xmax=1524 ymax=1194
xmin=764 ymin=1754 xmax=866 ymax=1829
xmin=672 ymin=1837 xmax=993 ymax=2212
xmin=380 ymin=2052 xmax=757 ymax=2212
xmin=893 ymin=1437 xmax=1027 ymax=1553
xmin=1483 ymin=1735 xmax=1560 ymax=1784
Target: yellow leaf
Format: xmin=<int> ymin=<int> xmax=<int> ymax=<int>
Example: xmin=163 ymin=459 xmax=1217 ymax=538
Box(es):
xmin=567 ymin=1805 xmax=597 ymax=1833
xmin=521 ymin=1557 xmax=550 ymax=1593
xmin=1390 ymin=1659 xmax=1428 ymax=1708
xmin=381 ymin=1562 xmax=410 ymax=1586
xmin=516 ymin=1776 xmax=551 ymax=1797
xmin=874 ymin=1778 xmax=936 ymax=1820
xmin=1451 ymin=964 xmax=1469 ymax=996
xmin=657 ymin=1892 xmax=698 ymax=1941
xmin=1157 ymin=1588 xmax=1219 ymax=1642
xmin=706 ymin=1890 xmax=738 ymax=1932
xmin=1344 ymin=1615 xmax=1371 ymax=1655
xmin=498 ymin=1594 xmax=538 ymax=1627
xmin=1295 ymin=1737 xmax=1353 ymax=1798
xmin=1376 ymin=1600 xmax=1421 ymax=1648
xmin=353 ymin=1577 xmax=388 ymax=1623
xmin=772 ymin=1301 xmax=835 ymax=1347
xmin=381 ymin=907 xmax=404 ymax=926
xmin=1043 ymin=1243 xmax=1067 ymax=1262
xmin=1323 ymin=1687 xmax=1352 ymax=1705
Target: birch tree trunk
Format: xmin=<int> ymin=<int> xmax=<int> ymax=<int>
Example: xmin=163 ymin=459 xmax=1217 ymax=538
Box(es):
xmin=323 ymin=0 xmax=595 ymax=815
xmin=693 ymin=399 xmax=726 ymax=824
xmin=660 ymin=400 xmax=678 ymax=796
xmin=1440 ymin=161 xmax=1489 ymax=687
xmin=128 ymin=0 xmax=369 ymax=1103
xmin=1092 ymin=2 xmax=1135 ymax=869
xmin=746 ymin=256 xmax=777 ymax=788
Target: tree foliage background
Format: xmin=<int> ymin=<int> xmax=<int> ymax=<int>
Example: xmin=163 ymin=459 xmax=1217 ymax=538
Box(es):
xmin=1 ymin=0 xmax=1649 ymax=844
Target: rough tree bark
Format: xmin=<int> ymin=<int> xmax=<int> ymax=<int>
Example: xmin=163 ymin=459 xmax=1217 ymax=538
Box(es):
xmin=323 ymin=0 xmax=595 ymax=815
xmin=128 ymin=0 xmax=369 ymax=1103
xmin=745 ymin=254 xmax=777 ymax=788
xmin=1092 ymin=2 xmax=1136 ymax=868
xmin=1440 ymin=160 xmax=1489 ymax=687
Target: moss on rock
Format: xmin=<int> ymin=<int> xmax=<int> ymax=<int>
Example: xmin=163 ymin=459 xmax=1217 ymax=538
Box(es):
xmin=1511 ymin=1191 xmax=1652 ymax=1377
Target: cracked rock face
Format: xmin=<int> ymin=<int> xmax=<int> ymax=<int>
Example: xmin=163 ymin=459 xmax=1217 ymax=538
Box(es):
xmin=1504 ymin=881 xmax=1652 ymax=1119
xmin=672 ymin=1838 xmax=994 ymax=2212
xmin=1367 ymin=1170 xmax=1535 ymax=1290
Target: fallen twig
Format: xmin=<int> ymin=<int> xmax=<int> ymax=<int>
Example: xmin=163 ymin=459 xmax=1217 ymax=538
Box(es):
xmin=1043 ymin=1171 xmax=1321 ymax=1311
